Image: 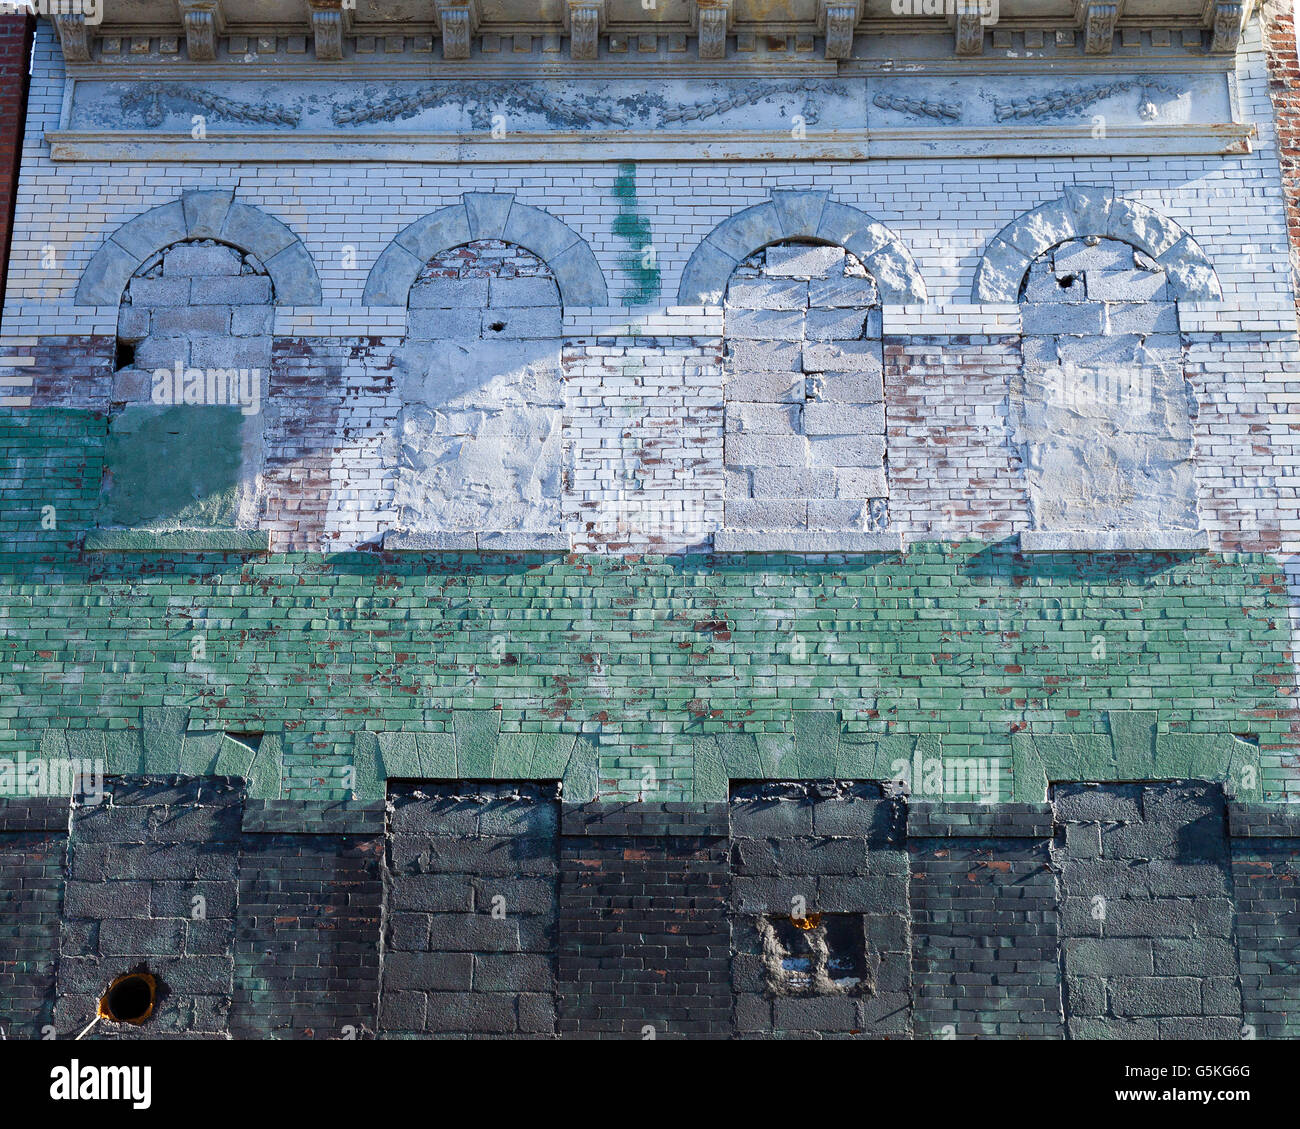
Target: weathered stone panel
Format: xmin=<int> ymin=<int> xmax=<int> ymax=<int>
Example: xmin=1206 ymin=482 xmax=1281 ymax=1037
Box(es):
xmin=394 ymin=241 xmax=564 ymax=535
xmin=1054 ymin=782 xmax=1242 ymax=1039
xmin=54 ymin=777 xmax=243 ymax=1040
xmin=723 ymin=242 xmax=889 ymax=535
xmin=379 ymin=783 xmax=558 ymax=1039
xmin=730 ymin=783 xmax=911 ymax=1039
xmin=1013 ymin=238 xmax=1201 ymax=535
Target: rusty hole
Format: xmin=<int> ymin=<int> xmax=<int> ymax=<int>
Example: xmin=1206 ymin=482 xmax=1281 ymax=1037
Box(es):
xmin=99 ymin=972 xmax=157 ymax=1026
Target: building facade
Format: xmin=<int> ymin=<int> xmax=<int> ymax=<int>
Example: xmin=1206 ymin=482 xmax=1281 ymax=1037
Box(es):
xmin=1 ymin=0 xmax=1299 ymax=1038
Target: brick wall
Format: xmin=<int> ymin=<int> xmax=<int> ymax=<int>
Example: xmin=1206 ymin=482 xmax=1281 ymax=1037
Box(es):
xmin=558 ymin=803 xmax=731 ymax=1038
xmin=909 ymin=805 xmax=1062 ymax=1038
xmin=0 ymin=797 xmax=65 ymax=1037
xmin=730 ymin=784 xmax=911 ymax=1038
xmin=1263 ymin=0 xmax=1300 ymax=316
xmin=722 ymin=243 xmax=888 ymax=536
xmin=380 ymin=784 xmax=558 ymax=1038
xmin=7 ymin=774 xmax=1300 ymax=1039
xmin=232 ymin=801 xmax=384 ymax=1038
xmin=1229 ymin=802 xmax=1300 ymax=1039
xmin=54 ymin=778 xmax=243 ymax=1040
xmin=1056 ymin=782 xmax=1241 ymax=1039
xmin=0 ymin=12 xmax=30 ymax=319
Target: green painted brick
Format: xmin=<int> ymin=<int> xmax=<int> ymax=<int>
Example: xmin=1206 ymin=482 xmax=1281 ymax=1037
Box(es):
xmin=0 ymin=407 xmax=1294 ymax=804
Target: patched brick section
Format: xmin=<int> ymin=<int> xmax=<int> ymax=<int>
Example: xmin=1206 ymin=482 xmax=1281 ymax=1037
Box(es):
xmin=566 ymin=339 xmax=724 ymax=553
xmin=910 ymin=826 xmax=1062 ymax=1038
xmin=0 ymin=798 xmax=66 ymax=1037
xmin=262 ymin=337 xmax=395 ymax=552
xmin=1184 ymin=336 xmax=1293 ymax=554
xmin=379 ymin=783 xmax=558 ymax=1038
xmin=1014 ymin=239 xmax=1200 ymax=534
xmin=232 ymin=801 xmax=384 ymax=1038
xmin=23 ymin=336 xmax=114 ymax=410
xmin=1053 ymin=782 xmax=1242 ymax=1040
xmin=730 ymin=784 xmax=911 ymax=1039
xmin=558 ymin=803 xmax=731 ymax=1038
xmin=53 ymin=777 xmax=243 ymax=1040
xmin=723 ymin=243 xmax=888 ymax=534
xmin=395 ymin=240 xmax=564 ymax=535
xmin=885 ymin=336 xmax=1030 ymax=540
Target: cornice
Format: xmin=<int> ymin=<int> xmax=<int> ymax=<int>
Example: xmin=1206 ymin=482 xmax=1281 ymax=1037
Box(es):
xmin=36 ymin=0 xmax=1260 ymax=65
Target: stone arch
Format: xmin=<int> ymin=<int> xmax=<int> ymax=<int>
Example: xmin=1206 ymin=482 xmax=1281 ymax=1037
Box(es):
xmin=973 ymin=187 xmax=1221 ymax=303
xmin=363 ymin=193 xmax=608 ymax=309
xmin=76 ymin=189 xmax=321 ymax=307
xmin=678 ymin=191 xmax=927 ymax=306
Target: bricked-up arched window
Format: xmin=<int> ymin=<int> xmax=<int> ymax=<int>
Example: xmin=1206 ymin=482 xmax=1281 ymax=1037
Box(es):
xmin=393 ymin=240 xmax=564 ymax=534
xmin=723 ymin=241 xmax=888 ymax=537
xmin=1012 ymin=237 xmax=1200 ymax=536
xmin=100 ymin=240 xmax=272 ymax=530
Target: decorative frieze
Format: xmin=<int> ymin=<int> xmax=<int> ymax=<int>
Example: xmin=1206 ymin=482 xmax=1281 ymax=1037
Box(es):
xmin=51 ymin=70 xmax=1245 ymax=162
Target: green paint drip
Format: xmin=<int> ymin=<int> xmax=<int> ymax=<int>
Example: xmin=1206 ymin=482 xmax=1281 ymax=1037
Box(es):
xmin=612 ymin=162 xmax=661 ymax=307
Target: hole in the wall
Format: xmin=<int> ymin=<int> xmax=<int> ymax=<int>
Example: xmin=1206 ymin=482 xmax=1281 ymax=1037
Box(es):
xmin=1057 ymin=274 xmax=1077 ymax=289
xmin=113 ymin=340 xmax=135 ymax=371
xmin=98 ymin=971 xmax=157 ymax=1026
xmin=760 ymin=914 xmax=872 ymax=997
xmin=224 ymin=731 xmax=263 ymax=753
xmin=488 ymin=320 xmax=506 ymax=332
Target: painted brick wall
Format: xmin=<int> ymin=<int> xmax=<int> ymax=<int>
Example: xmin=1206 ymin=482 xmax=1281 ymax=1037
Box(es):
xmin=4 ymin=22 xmax=1298 ymax=573
xmin=1229 ymin=802 xmax=1300 ymax=1039
xmin=1 ymin=404 xmax=1297 ymax=802
xmin=910 ymin=814 xmax=1062 ymax=1038
xmin=232 ymin=803 xmax=384 ymax=1039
